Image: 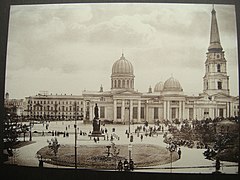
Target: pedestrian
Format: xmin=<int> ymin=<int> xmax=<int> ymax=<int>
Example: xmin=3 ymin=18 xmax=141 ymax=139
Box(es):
xmin=117 ymin=160 xmax=123 ymax=171
xmin=39 ymin=156 xmax=43 ymax=168
xmin=178 ymin=148 xmax=182 ymax=159
xmin=129 ymin=159 xmax=134 ymax=171
xmin=215 ymin=158 xmax=221 ymax=171
xmin=123 ymin=159 xmax=129 ymax=171
xmin=140 ymin=134 xmax=143 ymax=142
xmin=94 ymin=137 xmax=97 ymax=143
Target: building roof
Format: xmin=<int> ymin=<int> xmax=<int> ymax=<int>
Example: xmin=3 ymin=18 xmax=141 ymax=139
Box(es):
xmin=112 ymin=53 xmax=134 ymax=76
xmin=154 ymin=81 xmax=164 ymax=92
xmin=163 ymin=77 xmax=183 ymax=92
xmin=208 ymin=7 xmax=223 ymax=52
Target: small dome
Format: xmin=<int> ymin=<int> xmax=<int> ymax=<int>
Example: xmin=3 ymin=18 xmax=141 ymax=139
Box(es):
xmin=154 ymin=82 xmax=164 ymax=92
xmin=112 ymin=54 xmax=134 ymax=75
xmin=163 ymin=77 xmax=183 ymax=92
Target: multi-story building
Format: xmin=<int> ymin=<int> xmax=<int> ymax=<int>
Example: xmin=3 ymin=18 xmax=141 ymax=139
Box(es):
xmin=23 ymin=7 xmax=238 ymax=123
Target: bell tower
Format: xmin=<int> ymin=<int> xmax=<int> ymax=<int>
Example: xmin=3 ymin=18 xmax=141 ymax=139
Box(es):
xmin=203 ymin=6 xmax=230 ymax=96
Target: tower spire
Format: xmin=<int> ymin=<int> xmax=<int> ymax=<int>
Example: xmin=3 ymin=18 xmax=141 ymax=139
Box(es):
xmin=208 ymin=5 xmax=223 ymax=52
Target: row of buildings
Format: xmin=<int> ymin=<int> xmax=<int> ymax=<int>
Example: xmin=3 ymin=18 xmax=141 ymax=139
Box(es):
xmin=5 ymin=7 xmax=239 ymax=124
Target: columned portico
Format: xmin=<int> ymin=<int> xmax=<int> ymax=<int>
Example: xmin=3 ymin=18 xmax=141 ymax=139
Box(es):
xmin=121 ymin=100 xmax=125 ymax=122
xmin=163 ymin=101 xmax=167 ymax=120
xmin=138 ymin=100 xmax=141 ymax=122
xmin=130 ymin=99 xmax=133 ymax=123
xmin=113 ymin=99 xmax=117 ymax=121
xmin=89 ymin=104 xmax=93 ymax=121
xmin=179 ymin=101 xmax=182 ymax=120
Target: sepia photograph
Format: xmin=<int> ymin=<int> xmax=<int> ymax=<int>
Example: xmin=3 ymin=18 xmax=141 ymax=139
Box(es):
xmin=2 ymin=0 xmax=239 ymax=176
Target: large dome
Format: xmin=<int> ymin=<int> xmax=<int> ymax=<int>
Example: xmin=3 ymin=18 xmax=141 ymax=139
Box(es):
xmin=163 ymin=77 xmax=183 ymax=92
xmin=112 ymin=54 xmax=134 ymax=75
xmin=154 ymin=82 xmax=164 ymax=92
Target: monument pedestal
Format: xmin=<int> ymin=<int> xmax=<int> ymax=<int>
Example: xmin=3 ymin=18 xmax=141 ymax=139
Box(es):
xmin=89 ymin=117 xmax=105 ymax=138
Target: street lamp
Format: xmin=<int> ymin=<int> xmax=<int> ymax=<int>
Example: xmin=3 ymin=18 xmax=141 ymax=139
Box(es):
xmin=125 ymin=100 xmax=131 ymax=137
xmin=167 ymin=142 xmax=176 ymax=173
xmin=74 ymin=101 xmax=77 ymax=169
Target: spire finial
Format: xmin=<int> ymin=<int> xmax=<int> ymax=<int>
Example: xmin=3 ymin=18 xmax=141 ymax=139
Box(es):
xmin=120 ymin=49 xmax=125 ymax=59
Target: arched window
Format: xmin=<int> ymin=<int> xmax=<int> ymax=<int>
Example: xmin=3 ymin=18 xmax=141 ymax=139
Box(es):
xmin=114 ymin=80 xmax=117 ymax=88
xmin=206 ymin=81 xmax=208 ymax=90
xmin=217 ymin=81 xmax=222 ymax=89
xmin=217 ymin=64 xmax=221 ymax=72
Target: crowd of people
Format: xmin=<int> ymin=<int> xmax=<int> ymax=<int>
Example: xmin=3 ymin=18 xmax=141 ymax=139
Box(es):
xmin=117 ymin=159 xmax=134 ymax=171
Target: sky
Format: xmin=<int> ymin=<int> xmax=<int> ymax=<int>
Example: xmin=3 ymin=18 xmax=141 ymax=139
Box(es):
xmin=5 ymin=3 xmax=238 ymax=99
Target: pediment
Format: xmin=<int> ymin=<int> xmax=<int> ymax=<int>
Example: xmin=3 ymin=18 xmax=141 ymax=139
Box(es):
xmin=113 ymin=90 xmax=142 ymax=96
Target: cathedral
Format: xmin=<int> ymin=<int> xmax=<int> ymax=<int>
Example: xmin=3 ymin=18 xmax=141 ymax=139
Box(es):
xmin=20 ymin=7 xmax=238 ymax=123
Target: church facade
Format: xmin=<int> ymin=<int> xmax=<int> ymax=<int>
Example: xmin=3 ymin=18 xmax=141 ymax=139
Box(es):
xmin=22 ymin=8 xmax=239 ymax=123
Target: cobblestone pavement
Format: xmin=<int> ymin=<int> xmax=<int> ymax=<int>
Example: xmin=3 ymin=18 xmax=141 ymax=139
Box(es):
xmin=5 ymin=120 xmax=238 ymax=174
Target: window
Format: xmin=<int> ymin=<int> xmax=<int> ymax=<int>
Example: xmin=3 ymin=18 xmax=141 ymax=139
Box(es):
xmin=154 ymin=107 xmax=158 ymax=119
xmin=172 ymin=108 xmax=176 ymax=119
xmin=133 ymin=107 xmax=137 ymax=119
xmin=217 ymin=81 xmax=222 ymax=89
xmin=204 ymin=108 xmax=209 ymax=115
xmin=117 ymin=107 xmax=121 ymax=119
xmin=219 ymin=108 xmax=224 ymax=117
xmin=217 ymin=64 xmax=221 ymax=72
xmin=122 ymin=80 xmax=125 ymax=88
xmin=141 ymin=107 xmax=144 ymax=119
xmin=118 ymin=80 xmax=121 ymax=88
xmin=206 ymin=81 xmax=208 ymax=89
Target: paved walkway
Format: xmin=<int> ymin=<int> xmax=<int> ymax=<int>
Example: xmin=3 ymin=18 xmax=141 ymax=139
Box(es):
xmin=5 ymin=121 xmax=238 ymax=174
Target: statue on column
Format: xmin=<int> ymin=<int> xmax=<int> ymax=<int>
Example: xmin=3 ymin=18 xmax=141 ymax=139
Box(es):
xmin=93 ymin=103 xmax=101 ymax=133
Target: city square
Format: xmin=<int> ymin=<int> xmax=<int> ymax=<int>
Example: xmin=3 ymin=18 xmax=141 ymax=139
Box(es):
xmin=4 ymin=119 xmax=238 ymax=173
xmin=3 ymin=2 xmax=239 ymax=176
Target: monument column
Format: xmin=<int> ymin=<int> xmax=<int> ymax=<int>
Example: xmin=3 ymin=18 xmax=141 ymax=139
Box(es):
xmin=138 ymin=100 xmax=141 ymax=122
xmin=113 ymin=99 xmax=117 ymax=122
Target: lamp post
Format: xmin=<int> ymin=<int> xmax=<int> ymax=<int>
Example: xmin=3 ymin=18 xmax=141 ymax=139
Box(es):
xmin=74 ymin=101 xmax=77 ymax=169
xmin=125 ymin=100 xmax=131 ymax=137
xmin=29 ymin=106 xmax=32 ymax=142
xmin=167 ymin=142 xmax=176 ymax=173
